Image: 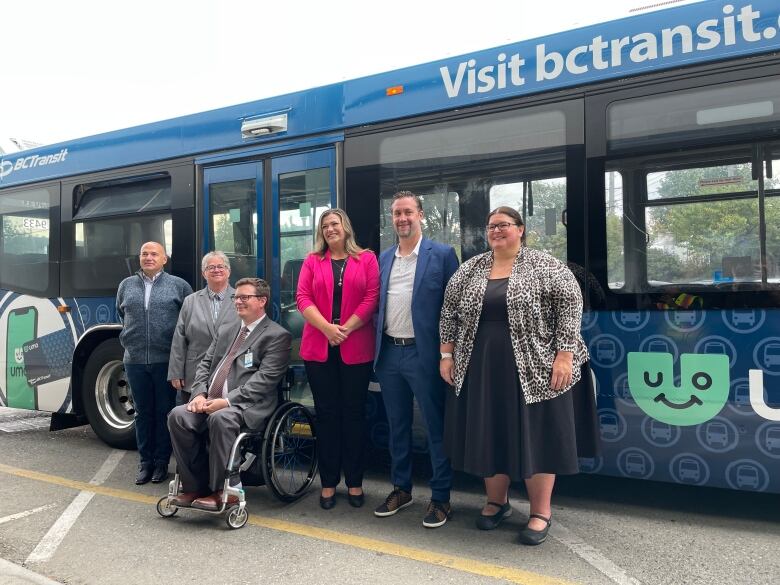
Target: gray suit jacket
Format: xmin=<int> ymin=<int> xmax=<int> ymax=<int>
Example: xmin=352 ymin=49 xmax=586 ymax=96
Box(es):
xmin=190 ymin=316 xmax=292 ymax=431
xmin=167 ymin=286 xmax=238 ymax=391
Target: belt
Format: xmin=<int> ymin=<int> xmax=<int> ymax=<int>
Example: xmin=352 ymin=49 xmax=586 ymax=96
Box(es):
xmin=332 ymin=318 xmax=341 ymax=324
xmin=384 ymin=334 xmax=415 ymax=346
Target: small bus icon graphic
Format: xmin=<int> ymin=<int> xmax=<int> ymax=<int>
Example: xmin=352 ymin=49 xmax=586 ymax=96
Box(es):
xmin=647 ymin=340 xmax=669 ymax=353
xmin=650 ymin=420 xmax=672 ymax=441
xmin=764 ymin=343 xmax=780 ymax=368
xmin=736 ymin=465 xmax=760 ymax=489
xmin=765 ymin=428 xmax=780 ymax=451
xmin=600 ymin=413 xmax=619 ymax=436
xmin=731 ymin=310 xmax=755 ymax=326
xmin=705 ymin=422 xmax=728 ymax=446
xmin=620 ymin=311 xmax=641 ymax=325
xmin=625 ymin=453 xmax=646 ymax=475
xmin=674 ymin=311 xmax=697 ymax=325
xmin=678 ymin=458 xmax=701 ymax=482
xmin=596 ymin=339 xmax=617 ymax=362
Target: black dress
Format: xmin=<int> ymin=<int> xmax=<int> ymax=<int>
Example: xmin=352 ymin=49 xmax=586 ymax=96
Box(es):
xmin=444 ymin=278 xmax=599 ymax=480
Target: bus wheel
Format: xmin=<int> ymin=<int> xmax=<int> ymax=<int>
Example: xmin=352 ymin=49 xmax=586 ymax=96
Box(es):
xmin=82 ymin=339 xmax=136 ymax=450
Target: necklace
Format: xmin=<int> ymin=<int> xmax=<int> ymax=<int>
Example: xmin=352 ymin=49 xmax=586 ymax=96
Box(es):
xmin=333 ymin=257 xmax=347 ymax=287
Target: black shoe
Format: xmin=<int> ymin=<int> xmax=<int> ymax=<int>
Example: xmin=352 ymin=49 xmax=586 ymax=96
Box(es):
xmin=135 ymin=465 xmax=153 ymax=485
xmin=476 ymin=501 xmax=512 ymax=530
xmin=374 ymin=487 xmax=413 ymax=517
xmin=422 ymin=500 xmax=452 ymax=528
xmin=347 ymin=492 xmax=365 ymax=508
xmin=320 ymin=493 xmax=336 ymax=510
xmin=518 ymin=514 xmax=552 ymax=545
xmin=151 ymin=463 xmax=169 ymax=483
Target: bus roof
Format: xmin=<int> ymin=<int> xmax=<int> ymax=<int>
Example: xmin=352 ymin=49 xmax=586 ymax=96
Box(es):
xmin=1 ymin=0 xmax=778 ymax=188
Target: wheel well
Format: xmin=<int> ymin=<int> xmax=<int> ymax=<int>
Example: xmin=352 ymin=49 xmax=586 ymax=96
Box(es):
xmin=71 ymin=330 xmax=121 ymax=416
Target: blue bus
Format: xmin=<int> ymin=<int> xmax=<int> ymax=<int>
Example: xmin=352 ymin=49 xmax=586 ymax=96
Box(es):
xmin=1 ymin=1 xmax=779 ymax=493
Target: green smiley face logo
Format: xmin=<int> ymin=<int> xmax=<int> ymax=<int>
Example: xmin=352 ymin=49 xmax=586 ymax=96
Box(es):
xmin=627 ymin=352 xmax=730 ymax=426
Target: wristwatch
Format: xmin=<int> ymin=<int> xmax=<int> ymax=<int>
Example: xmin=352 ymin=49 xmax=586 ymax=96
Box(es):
xmin=440 ymin=352 xmax=453 ymax=360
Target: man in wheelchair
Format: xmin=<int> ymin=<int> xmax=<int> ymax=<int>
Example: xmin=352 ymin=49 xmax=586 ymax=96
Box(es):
xmin=167 ymin=277 xmax=292 ymax=510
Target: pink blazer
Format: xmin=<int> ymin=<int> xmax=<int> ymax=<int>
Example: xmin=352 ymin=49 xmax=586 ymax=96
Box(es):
xmin=296 ymin=249 xmax=379 ymax=364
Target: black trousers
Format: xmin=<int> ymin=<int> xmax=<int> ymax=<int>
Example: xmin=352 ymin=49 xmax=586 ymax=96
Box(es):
xmin=305 ymin=347 xmax=372 ymax=488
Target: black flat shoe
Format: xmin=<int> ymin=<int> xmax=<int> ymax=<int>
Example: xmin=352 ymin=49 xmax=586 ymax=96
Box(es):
xmin=135 ymin=465 xmax=153 ymax=485
xmin=518 ymin=514 xmax=552 ymax=545
xmin=320 ymin=494 xmax=336 ymax=510
xmin=347 ymin=492 xmax=364 ymax=508
xmin=475 ymin=501 xmax=512 ymax=530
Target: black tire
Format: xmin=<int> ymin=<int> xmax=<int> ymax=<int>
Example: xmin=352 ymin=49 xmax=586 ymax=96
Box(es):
xmin=81 ymin=338 xmax=137 ymax=449
xmin=156 ymin=497 xmax=178 ymax=518
xmin=225 ymin=505 xmax=248 ymax=529
xmin=262 ymin=402 xmax=318 ymax=502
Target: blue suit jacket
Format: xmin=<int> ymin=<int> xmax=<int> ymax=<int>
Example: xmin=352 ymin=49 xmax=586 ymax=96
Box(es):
xmin=374 ymin=237 xmax=459 ymax=374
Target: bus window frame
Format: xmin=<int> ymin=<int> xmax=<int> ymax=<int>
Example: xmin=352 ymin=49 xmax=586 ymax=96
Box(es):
xmin=0 ymin=181 xmax=60 ymax=299
xmin=585 ymin=60 xmax=780 ymax=310
xmin=60 ymin=159 xmax=196 ymax=298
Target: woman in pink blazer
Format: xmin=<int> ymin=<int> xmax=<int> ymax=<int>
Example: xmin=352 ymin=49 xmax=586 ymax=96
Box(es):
xmin=296 ymin=208 xmax=379 ymax=509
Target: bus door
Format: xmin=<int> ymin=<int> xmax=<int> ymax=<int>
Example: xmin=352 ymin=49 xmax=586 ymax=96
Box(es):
xmin=270 ymin=149 xmax=337 ymax=403
xmin=203 ymin=163 xmax=263 ymax=282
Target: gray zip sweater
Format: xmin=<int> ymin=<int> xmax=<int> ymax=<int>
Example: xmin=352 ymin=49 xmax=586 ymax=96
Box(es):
xmin=116 ymin=271 xmax=193 ymax=364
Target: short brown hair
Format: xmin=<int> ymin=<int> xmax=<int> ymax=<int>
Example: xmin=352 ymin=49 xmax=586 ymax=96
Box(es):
xmin=391 ymin=190 xmax=423 ymax=212
xmin=235 ymin=277 xmax=270 ymax=302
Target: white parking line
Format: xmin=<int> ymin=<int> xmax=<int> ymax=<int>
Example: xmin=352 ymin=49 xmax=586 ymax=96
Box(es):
xmin=511 ymin=501 xmax=643 ymax=585
xmin=0 ymin=504 xmax=57 ymax=526
xmin=0 ymin=418 xmax=51 ymax=433
xmin=25 ymin=450 xmax=125 ymax=564
xmin=0 ymin=558 xmax=62 ymax=585
xmin=552 ymin=522 xmax=643 ymax=585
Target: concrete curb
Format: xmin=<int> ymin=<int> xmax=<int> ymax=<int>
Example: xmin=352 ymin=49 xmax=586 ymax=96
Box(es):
xmin=0 ymin=558 xmax=63 ymax=584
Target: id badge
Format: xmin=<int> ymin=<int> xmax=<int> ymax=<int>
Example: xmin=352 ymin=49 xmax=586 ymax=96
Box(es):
xmin=243 ymin=351 xmax=253 ymax=367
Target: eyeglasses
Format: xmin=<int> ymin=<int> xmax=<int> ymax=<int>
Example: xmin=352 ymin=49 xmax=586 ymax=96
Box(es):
xmin=486 ymin=222 xmax=518 ymax=232
xmin=230 ymin=294 xmax=261 ymax=302
xmin=205 ymin=264 xmax=229 ymax=272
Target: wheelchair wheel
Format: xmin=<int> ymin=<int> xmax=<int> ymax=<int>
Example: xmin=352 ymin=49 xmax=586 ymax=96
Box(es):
xmin=262 ymin=402 xmax=318 ymax=502
xmin=226 ymin=505 xmax=248 ymax=529
xmin=156 ymin=496 xmax=178 ymax=518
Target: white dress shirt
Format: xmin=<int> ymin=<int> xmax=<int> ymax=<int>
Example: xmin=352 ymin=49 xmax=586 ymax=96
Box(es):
xmin=384 ymin=236 xmax=422 ymax=338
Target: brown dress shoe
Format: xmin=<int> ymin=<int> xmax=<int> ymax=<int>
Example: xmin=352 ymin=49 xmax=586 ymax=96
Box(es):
xmin=171 ymin=492 xmax=206 ymax=508
xmin=191 ymin=490 xmax=239 ymax=511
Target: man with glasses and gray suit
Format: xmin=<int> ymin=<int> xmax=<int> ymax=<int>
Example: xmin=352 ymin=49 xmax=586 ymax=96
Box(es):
xmin=167 ymin=278 xmax=291 ymax=510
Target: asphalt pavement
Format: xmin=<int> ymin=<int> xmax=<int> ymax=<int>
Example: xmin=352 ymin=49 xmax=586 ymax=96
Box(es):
xmin=1 ymin=407 xmax=778 ymax=585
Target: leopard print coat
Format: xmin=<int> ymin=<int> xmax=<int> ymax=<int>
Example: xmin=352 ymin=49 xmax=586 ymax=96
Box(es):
xmin=439 ymin=247 xmax=588 ymax=404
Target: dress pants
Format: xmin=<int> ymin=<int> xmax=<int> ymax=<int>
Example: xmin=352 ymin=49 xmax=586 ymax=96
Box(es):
xmin=167 ymin=405 xmax=243 ymax=493
xmin=305 ymin=346 xmax=372 ymax=488
xmin=374 ymin=341 xmax=452 ymax=502
xmin=124 ymin=362 xmax=176 ymax=467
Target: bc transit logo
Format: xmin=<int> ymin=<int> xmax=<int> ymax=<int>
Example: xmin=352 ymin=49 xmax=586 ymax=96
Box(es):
xmin=0 ymin=148 xmax=68 ymax=180
xmin=0 ymin=160 xmax=13 ymax=179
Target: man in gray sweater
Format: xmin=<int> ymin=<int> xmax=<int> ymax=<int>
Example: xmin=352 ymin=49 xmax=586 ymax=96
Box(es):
xmin=116 ymin=242 xmax=192 ymax=485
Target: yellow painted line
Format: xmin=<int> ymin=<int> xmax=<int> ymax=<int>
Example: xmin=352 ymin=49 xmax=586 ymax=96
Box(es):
xmin=0 ymin=463 xmax=576 ymax=585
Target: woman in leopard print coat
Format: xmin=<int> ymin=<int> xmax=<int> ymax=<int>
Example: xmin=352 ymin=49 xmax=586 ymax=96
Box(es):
xmin=439 ymin=206 xmax=598 ymax=545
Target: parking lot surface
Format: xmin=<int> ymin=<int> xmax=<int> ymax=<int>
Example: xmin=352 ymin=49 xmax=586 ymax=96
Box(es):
xmin=0 ymin=407 xmax=778 ymax=585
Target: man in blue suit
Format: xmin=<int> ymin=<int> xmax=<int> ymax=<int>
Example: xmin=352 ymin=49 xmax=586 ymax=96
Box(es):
xmin=373 ymin=191 xmax=459 ymax=528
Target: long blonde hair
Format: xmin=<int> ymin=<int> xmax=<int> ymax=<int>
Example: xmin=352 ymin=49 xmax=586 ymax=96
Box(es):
xmin=312 ymin=208 xmax=366 ymax=258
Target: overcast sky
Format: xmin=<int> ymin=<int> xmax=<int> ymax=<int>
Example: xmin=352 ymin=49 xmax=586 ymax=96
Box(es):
xmin=2 ymin=0 xmax=700 ymax=146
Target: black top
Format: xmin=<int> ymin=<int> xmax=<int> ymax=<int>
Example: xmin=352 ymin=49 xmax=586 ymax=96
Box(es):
xmin=331 ymin=258 xmax=347 ymax=323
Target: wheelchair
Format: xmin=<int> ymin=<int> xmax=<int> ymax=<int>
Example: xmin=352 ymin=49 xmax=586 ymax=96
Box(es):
xmin=156 ymin=371 xmax=318 ymax=529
